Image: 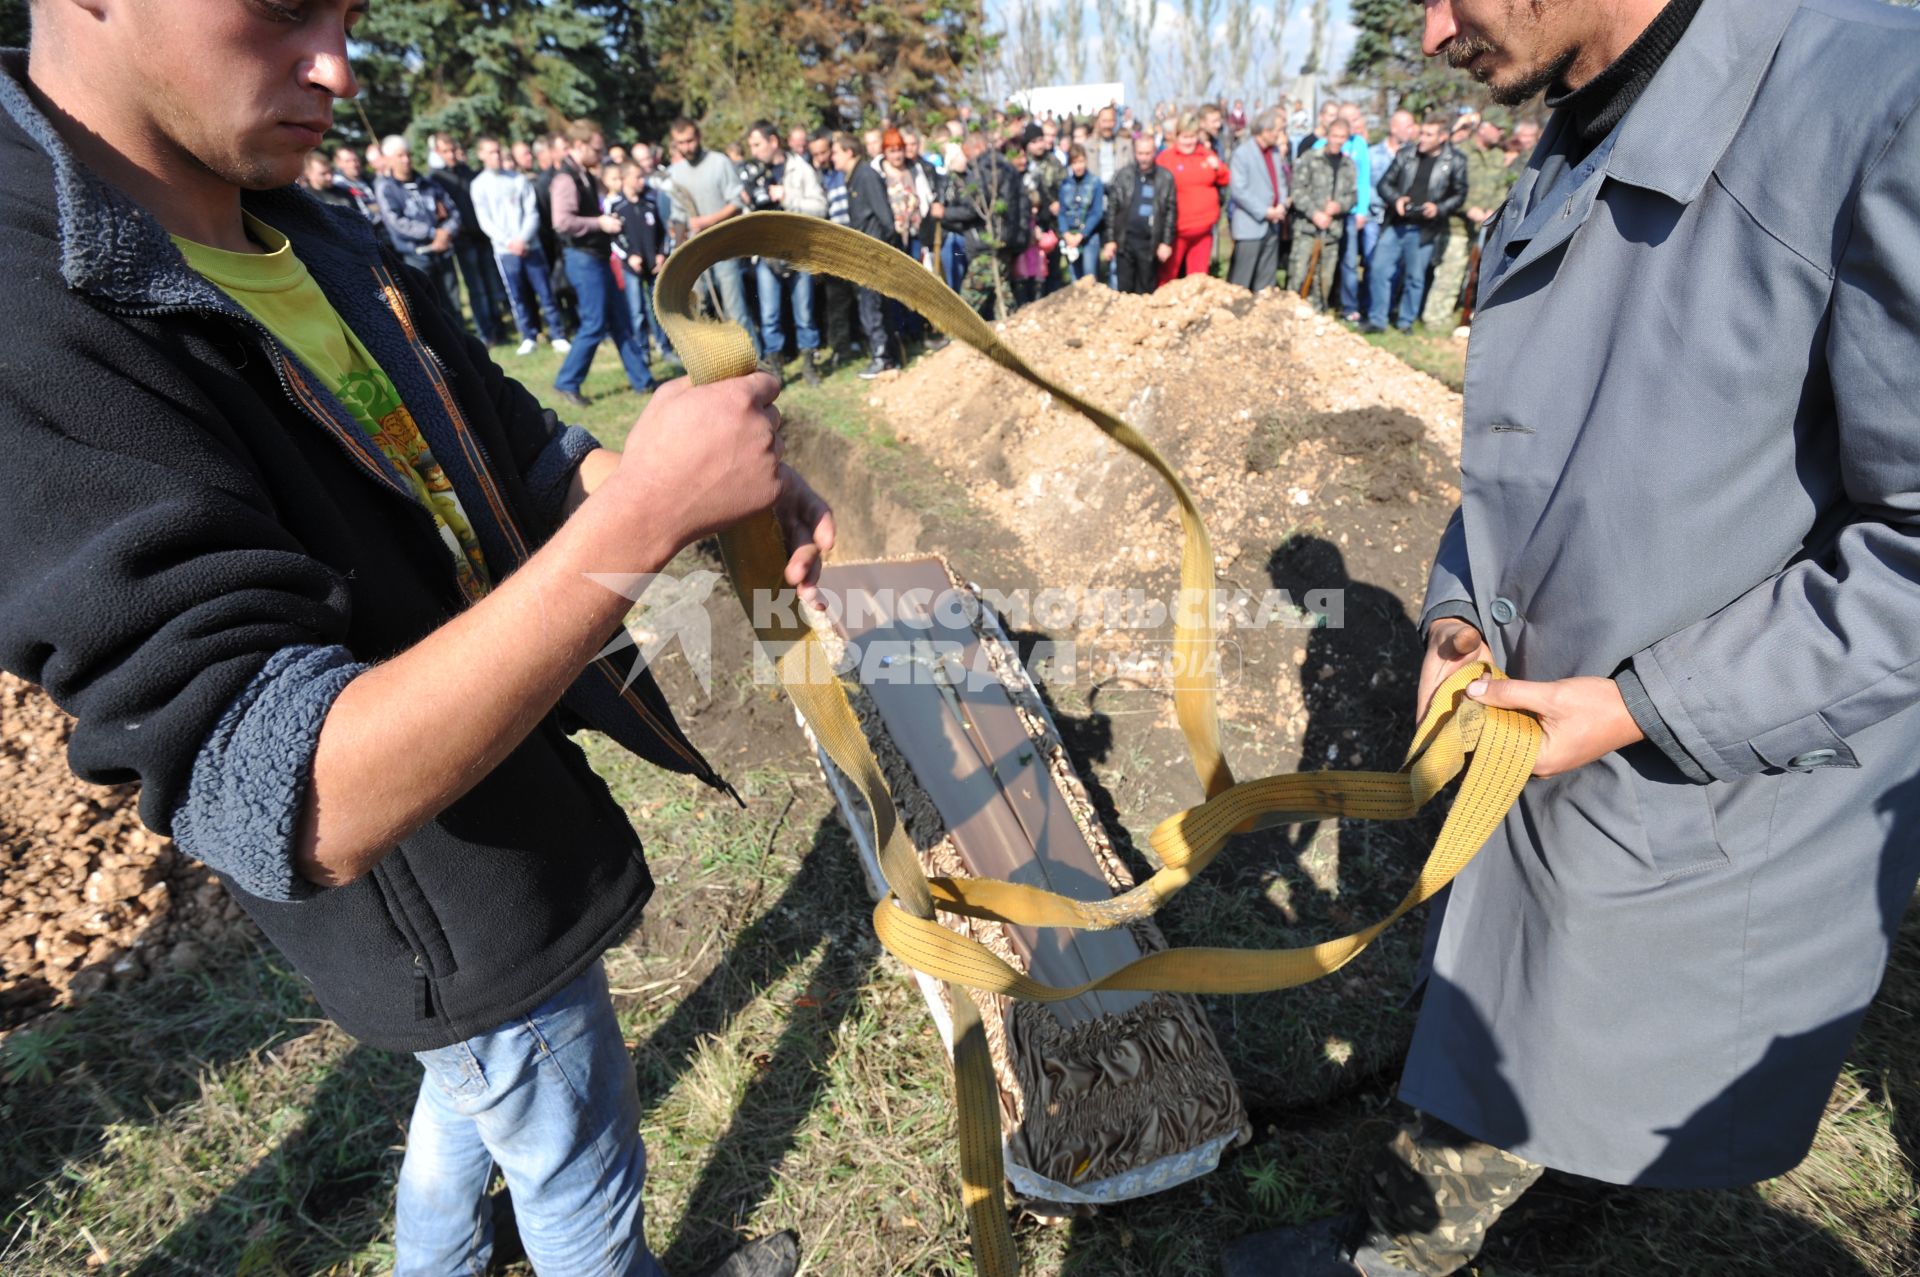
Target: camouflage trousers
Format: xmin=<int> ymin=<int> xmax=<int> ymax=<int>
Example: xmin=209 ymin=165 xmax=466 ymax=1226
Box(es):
xmin=1422 ymin=228 xmax=1470 ymax=328
xmin=960 ymin=250 xmax=1014 ymax=320
xmin=1354 ymin=1111 xmax=1544 ymax=1276
xmin=1287 ymin=220 xmax=1344 ymax=312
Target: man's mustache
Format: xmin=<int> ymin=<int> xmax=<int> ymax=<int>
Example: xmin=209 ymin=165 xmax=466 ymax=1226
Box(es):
xmin=1445 ymin=33 xmax=1498 ymax=68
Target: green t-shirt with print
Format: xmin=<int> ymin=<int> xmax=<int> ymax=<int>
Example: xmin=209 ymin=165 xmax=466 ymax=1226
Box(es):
xmin=172 ymin=214 xmax=492 ymax=604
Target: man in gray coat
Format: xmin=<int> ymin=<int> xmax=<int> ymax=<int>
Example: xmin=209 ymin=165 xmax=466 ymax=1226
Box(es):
xmin=1226 ymin=107 xmax=1289 ymax=293
xmin=1227 ymin=0 xmax=1920 ymax=1274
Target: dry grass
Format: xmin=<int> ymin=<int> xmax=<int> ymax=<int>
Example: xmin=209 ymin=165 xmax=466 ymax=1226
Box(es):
xmin=5 ymin=734 xmax=1912 ymax=1276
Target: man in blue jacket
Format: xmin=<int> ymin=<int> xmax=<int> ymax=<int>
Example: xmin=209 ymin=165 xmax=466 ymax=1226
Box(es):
xmin=375 ymin=133 xmax=464 ymax=330
xmin=0 ymin=3 xmax=827 ymax=1275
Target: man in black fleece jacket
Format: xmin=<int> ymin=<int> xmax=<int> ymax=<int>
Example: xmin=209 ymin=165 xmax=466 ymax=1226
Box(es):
xmin=0 ymin=3 xmax=824 ymax=1275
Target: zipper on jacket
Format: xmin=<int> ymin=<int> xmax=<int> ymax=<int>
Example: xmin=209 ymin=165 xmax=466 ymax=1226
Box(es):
xmin=105 ymin=299 xmax=469 ymax=613
xmin=412 ymin=953 xmax=434 ymax=1019
xmin=373 ymin=263 xmax=734 ymax=793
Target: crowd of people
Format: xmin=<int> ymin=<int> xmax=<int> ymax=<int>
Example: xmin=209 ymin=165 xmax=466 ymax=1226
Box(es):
xmin=299 ymin=97 xmax=1538 ymax=401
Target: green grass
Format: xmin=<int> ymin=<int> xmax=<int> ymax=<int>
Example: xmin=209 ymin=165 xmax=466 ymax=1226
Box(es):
xmin=2 ymin=344 xmax=1915 ymax=1276
xmin=510 ymin=337 xmax=891 ymax=456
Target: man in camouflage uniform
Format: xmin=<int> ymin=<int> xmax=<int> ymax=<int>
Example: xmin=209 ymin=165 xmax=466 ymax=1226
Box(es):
xmin=1287 ymin=116 xmax=1359 ymax=312
xmin=1422 ymin=115 xmax=1514 ymax=328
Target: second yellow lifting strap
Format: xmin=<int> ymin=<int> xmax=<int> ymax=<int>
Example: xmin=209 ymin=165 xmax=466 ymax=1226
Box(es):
xmin=651 ymin=213 xmax=1540 ymax=1277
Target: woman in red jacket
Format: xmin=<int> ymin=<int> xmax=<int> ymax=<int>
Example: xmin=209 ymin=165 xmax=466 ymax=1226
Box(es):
xmin=1154 ymin=111 xmax=1230 ymax=285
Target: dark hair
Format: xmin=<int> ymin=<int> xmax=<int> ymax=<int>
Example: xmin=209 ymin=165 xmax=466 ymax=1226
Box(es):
xmin=747 ymin=119 xmax=779 ymax=142
xmin=669 ymin=117 xmax=699 ymax=136
xmin=1067 ymin=144 xmax=1086 ymax=162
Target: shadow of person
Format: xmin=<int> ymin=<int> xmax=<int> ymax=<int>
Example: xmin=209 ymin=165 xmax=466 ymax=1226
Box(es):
xmin=657 ymin=873 xmax=879 ymax=1270
xmin=1 ymin=945 xmax=403 ymax=1272
xmin=626 ymin=815 xmax=883 ymax=1270
xmin=1856 ymin=776 xmax=1920 ymax=1197
xmin=122 ymin=1037 xmax=417 ymax=1276
xmin=99 ymin=817 xmax=879 ymax=1277
xmin=1266 ymin=534 xmax=1423 ymax=782
xmin=628 ymin=819 xmax=862 ymax=1118
xmin=1001 ymin=624 xmax=1136 ymax=865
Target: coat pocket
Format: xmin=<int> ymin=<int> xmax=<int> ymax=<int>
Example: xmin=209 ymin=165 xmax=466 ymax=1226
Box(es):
xmin=372 ymin=852 xmax=459 ymax=978
xmin=1624 ymin=744 xmax=1731 ymax=881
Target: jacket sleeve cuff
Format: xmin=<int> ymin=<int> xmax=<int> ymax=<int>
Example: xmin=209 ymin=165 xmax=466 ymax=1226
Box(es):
xmin=1419 ymin=600 xmax=1482 ymax=640
xmin=168 ymin=645 xmax=368 ymax=903
xmin=521 ymin=423 xmax=606 ymax=531
xmin=1629 ymin=646 xmax=1861 ymax=782
xmin=1614 ymin=666 xmax=1712 ymax=783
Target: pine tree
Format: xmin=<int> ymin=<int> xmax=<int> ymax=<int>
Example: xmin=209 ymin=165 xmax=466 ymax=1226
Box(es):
xmin=348 ymin=0 xmax=620 ymax=143
xmin=1345 ymin=0 xmax=1474 ymax=113
xmin=0 ymin=0 xmax=27 ymax=49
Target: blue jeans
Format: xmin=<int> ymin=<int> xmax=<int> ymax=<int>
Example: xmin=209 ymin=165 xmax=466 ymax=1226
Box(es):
xmin=497 ymin=244 xmax=568 ymax=343
xmin=1343 ymin=216 xmax=1380 ymax=316
xmin=1367 ymin=223 xmax=1438 ymax=331
xmin=393 ymin=961 xmax=666 ymax=1277
xmin=453 ymin=237 xmax=506 ymax=344
xmin=556 ymin=247 xmax=656 ymax=394
xmin=941 ymin=233 xmax=968 ymax=292
xmin=622 ymin=268 xmax=675 ymax=364
xmin=704 ymin=258 xmax=759 ymax=355
xmin=755 ymin=260 xmax=819 ymax=356
xmin=1066 ymin=233 xmax=1102 ymax=281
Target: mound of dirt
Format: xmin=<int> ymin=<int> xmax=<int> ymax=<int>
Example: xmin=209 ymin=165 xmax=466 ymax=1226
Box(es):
xmin=0 ymin=673 xmax=254 ymax=1028
xmin=866 ymin=274 xmax=1463 ymax=777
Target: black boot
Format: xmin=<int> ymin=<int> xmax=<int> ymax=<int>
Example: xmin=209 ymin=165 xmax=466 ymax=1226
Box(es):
xmin=700 ymin=1229 xmax=800 ymax=1277
xmin=801 ymin=348 xmax=822 ymax=387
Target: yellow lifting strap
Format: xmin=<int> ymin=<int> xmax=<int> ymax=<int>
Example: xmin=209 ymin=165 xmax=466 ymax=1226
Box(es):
xmin=652 ymin=212 xmax=1540 ymax=1277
